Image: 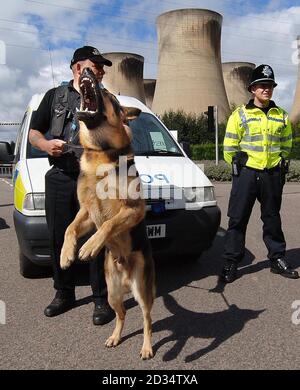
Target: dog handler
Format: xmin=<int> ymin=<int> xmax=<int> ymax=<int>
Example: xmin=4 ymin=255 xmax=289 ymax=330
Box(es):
xmin=29 ymin=46 xmax=115 ymax=324
xmin=220 ymin=64 xmax=299 ymax=283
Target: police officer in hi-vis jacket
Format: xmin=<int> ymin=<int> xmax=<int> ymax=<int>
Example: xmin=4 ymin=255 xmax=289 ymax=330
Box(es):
xmin=220 ymin=64 xmax=299 ymax=283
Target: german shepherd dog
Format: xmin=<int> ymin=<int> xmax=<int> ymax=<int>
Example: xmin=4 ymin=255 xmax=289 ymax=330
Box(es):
xmin=60 ymin=67 xmax=155 ymax=359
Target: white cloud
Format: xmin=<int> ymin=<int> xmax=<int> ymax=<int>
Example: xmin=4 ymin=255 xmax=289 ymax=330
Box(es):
xmin=0 ymin=0 xmax=101 ymax=135
xmin=221 ymin=6 xmax=300 ymax=111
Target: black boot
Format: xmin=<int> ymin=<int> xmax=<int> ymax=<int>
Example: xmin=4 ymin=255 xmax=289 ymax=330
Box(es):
xmin=270 ymin=258 xmax=299 ymax=279
xmin=220 ymin=261 xmax=238 ymax=283
xmin=93 ymin=302 xmax=116 ymax=326
xmin=44 ymin=294 xmax=76 ymax=317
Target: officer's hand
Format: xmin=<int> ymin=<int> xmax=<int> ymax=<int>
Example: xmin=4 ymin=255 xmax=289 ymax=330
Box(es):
xmin=45 ymin=139 xmax=66 ymax=157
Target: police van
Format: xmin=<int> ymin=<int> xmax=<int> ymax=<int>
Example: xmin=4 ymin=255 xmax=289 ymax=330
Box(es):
xmin=10 ymin=94 xmax=221 ymax=277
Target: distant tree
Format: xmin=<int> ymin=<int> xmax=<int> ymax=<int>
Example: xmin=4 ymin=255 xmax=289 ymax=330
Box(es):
xmin=160 ymin=110 xmax=226 ymax=144
xmin=292 ymin=121 xmax=300 ymax=138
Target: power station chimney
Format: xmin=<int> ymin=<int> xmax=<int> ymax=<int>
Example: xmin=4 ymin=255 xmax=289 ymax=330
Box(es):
xmin=102 ymin=52 xmax=146 ymax=103
xmin=152 ymin=9 xmax=230 ymax=122
xmin=290 ymin=36 xmax=300 ymax=125
xmin=222 ymin=62 xmax=255 ymax=108
xmin=144 ymin=79 xmax=156 ymax=108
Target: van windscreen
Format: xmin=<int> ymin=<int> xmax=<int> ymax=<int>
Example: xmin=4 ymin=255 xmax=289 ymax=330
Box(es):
xmin=27 ymin=111 xmax=183 ymax=158
xmin=129 ymin=113 xmax=182 ymax=156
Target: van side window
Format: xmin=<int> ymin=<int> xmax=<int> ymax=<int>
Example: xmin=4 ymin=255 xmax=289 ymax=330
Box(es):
xmin=14 ymin=112 xmax=28 ymax=162
xmin=26 ymin=111 xmax=51 ymax=159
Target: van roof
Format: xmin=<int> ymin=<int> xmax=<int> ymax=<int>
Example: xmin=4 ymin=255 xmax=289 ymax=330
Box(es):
xmin=27 ymin=92 xmax=153 ymax=114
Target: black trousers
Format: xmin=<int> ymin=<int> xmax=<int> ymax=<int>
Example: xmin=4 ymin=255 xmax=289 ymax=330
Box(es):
xmin=223 ymin=166 xmax=286 ymax=264
xmin=45 ymin=166 xmax=107 ymax=303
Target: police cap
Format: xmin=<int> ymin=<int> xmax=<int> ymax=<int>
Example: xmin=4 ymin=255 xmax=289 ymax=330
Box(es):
xmin=70 ymin=46 xmax=112 ymax=68
xmin=248 ymin=64 xmax=277 ymax=92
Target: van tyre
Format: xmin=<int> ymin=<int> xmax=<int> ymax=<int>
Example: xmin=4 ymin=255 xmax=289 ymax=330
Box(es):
xmin=19 ymin=252 xmax=50 ymax=278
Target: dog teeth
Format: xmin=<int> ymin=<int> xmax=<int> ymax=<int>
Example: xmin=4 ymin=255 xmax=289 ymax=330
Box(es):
xmin=75 ymin=108 xmax=96 ymax=114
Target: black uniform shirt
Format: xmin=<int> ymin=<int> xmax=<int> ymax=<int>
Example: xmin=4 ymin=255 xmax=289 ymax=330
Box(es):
xmin=31 ymin=81 xmax=81 ymax=171
xmin=31 ymin=88 xmax=56 ymax=134
xmin=31 ymin=81 xmax=80 ymax=136
xmin=246 ymin=99 xmax=277 ymax=116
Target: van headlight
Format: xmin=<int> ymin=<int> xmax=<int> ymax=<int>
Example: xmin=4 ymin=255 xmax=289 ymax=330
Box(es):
xmin=23 ymin=193 xmax=45 ymax=210
xmin=204 ymin=186 xmax=216 ymax=202
xmin=184 ymin=187 xmax=216 ymax=203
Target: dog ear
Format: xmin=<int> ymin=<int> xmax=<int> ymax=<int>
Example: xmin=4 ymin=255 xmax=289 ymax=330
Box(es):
xmin=122 ymin=106 xmax=142 ymax=121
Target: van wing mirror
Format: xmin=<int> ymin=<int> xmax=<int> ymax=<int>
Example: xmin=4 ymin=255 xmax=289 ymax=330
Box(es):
xmin=180 ymin=141 xmax=191 ymax=158
xmin=10 ymin=141 xmax=15 ymax=155
xmin=0 ymin=141 xmax=14 ymax=163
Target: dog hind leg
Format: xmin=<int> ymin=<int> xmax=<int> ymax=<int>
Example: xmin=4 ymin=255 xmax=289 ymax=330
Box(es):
xmin=104 ymin=251 xmax=126 ymax=348
xmin=130 ymin=251 xmax=154 ymax=359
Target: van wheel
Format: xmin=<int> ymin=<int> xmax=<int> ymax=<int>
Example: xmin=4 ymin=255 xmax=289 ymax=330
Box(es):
xmin=19 ymin=252 xmax=50 ymax=278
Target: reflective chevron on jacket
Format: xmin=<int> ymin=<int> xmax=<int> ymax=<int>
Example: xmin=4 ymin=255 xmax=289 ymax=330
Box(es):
xmin=223 ymin=103 xmax=292 ymax=170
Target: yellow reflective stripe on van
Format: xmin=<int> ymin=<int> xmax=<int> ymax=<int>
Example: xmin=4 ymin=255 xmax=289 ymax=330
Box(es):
xmin=14 ymin=174 xmax=27 ymax=212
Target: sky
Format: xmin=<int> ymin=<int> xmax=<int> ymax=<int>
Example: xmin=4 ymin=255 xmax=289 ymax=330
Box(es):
xmin=0 ymin=0 xmax=300 ymax=142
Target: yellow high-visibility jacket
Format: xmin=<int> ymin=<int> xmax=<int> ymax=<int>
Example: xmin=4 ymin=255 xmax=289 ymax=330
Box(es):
xmin=223 ymin=101 xmax=292 ymax=170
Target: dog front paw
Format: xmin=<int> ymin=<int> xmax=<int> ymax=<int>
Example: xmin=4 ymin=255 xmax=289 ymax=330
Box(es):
xmin=60 ymin=243 xmax=75 ymax=269
xmin=78 ymin=236 xmax=104 ymax=261
xmin=78 ymin=241 xmax=95 ymax=261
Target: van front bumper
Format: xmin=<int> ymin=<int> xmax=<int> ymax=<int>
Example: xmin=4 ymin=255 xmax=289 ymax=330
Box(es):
xmin=13 ymin=205 xmax=221 ymax=265
xmin=146 ymin=205 xmax=221 ymax=259
xmin=13 ymin=210 xmax=51 ymax=266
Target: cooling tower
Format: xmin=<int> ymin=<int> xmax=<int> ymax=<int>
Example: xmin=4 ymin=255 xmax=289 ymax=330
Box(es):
xmin=290 ymin=36 xmax=300 ymax=124
xmin=152 ymin=9 xmax=230 ymax=122
xmin=102 ymin=52 xmax=146 ymax=103
xmin=143 ymin=79 xmax=156 ymax=108
xmin=222 ymin=62 xmax=255 ymax=108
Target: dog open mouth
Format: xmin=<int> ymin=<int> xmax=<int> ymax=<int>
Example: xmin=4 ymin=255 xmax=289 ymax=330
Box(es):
xmin=77 ymin=67 xmax=104 ymax=127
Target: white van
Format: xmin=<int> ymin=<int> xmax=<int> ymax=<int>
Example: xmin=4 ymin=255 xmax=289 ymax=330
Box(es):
xmin=11 ymin=94 xmax=221 ymax=277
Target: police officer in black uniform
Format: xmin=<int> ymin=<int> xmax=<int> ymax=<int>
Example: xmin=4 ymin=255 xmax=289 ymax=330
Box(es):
xmin=29 ymin=46 xmax=115 ymax=325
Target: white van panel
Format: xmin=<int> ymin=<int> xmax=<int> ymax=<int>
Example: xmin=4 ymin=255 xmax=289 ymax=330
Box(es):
xmin=26 ymin=156 xmax=211 ymax=198
xmin=134 ymin=156 xmax=211 ymax=188
xmin=26 ymin=158 xmax=50 ymax=192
